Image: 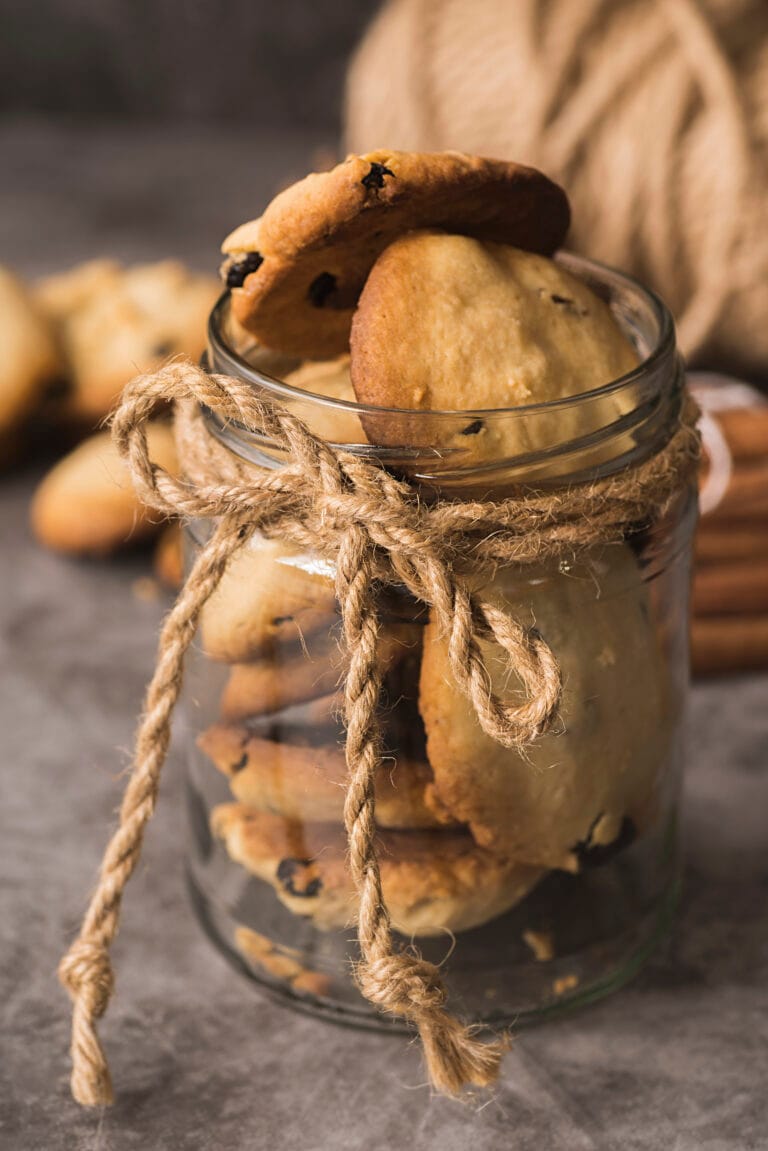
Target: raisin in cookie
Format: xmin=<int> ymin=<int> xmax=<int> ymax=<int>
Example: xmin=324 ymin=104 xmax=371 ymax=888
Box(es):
xmin=199 ymin=724 xmax=448 ymax=830
xmin=419 ymin=545 xmax=670 ymax=872
xmin=30 ymin=422 xmax=177 ymax=556
xmin=211 ymin=804 xmax=543 ymax=935
xmin=36 ymin=259 xmax=219 ymax=424
xmin=200 ymin=537 xmax=338 ymax=662
xmin=221 ymin=151 xmax=569 ymax=358
xmin=349 ymin=231 xmax=638 ymax=457
xmin=0 ymin=266 xmax=61 ymax=444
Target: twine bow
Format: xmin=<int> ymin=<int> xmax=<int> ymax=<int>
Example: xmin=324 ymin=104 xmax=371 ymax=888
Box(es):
xmin=59 ymin=360 xmax=700 ymax=1105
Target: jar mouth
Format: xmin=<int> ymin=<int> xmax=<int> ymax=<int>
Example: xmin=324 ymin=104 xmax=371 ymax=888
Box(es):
xmin=204 ymin=251 xmax=683 ymax=488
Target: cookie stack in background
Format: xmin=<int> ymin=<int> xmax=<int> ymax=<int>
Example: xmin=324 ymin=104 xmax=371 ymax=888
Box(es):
xmin=0 ymin=256 xmax=218 ymax=575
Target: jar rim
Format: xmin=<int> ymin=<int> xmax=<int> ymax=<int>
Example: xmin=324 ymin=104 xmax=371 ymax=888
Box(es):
xmin=206 ymin=251 xmax=676 ymax=419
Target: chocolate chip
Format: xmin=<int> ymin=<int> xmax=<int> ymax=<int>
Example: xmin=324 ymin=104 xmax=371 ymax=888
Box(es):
xmin=226 ymin=251 xmax=264 ymax=288
xmin=231 ymin=752 xmax=248 ymax=773
xmin=551 ymin=294 xmax=574 ymax=306
xmin=460 ymin=419 xmax=484 ymax=436
xmin=572 ymin=816 xmax=636 ymax=869
xmin=361 ymin=162 xmax=395 ymax=190
xmin=271 ymin=615 xmax=294 ymax=626
xmin=152 ymin=340 xmax=175 ymax=358
xmin=276 ymin=858 xmax=323 ymax=898
xmin=308 ymin=272 xmax=338 ymax=307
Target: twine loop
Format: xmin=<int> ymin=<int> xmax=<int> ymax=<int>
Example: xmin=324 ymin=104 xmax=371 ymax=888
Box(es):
xmin=59 ymin=359 xmax=700 ymax=1106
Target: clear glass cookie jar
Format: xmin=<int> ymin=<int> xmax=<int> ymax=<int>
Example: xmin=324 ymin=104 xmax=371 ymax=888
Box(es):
xmin=183 ymin=253 xmax=697 ymax=1030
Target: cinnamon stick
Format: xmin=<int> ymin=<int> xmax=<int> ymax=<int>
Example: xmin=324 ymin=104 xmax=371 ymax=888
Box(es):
xmin=692 ymin=559 xmax=768 ymax=616
xmin=692 ymin=614 xmax=768 ymax=676
xmin=717 ymin=407 xmax=768 ymax=462
xmin=695 ymin=524 xmax=768 ymax=565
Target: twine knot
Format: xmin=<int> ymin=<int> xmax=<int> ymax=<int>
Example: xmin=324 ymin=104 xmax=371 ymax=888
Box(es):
xmin=358 ymin=954 xmax=448 ymax=1015
xmin=59 ymin=359 xmax=700 ymax=1105
xmin=59 ymin=940 xmax=115 ymax=1016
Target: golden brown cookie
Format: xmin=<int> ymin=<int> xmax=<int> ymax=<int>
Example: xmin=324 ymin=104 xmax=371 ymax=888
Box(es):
xmin=211 ymin=804 xmax=543 ymax=935
xmin=30 ymin=422 xmax=177 ymax=556
xmin=0 ymin=266 xmax=61 ymax=442
xmin=153 ymin=523 xmax=184 ymax=589
xmin=219 ymin=621 xmax=419 ymax=721
xmin=349 ymin=231 xmax=638 ymax=455
xmin=234 ymin=926 xmax=333 ymax=997
xmin=282 ymin=356 xmax=366 ymax=443
xmin=36 ymin=259 xmax=219 ymax=424
xmin=419 ymin=546 xmax=669 ymax=871
xmin=200 ymin=537 xmax=338 ymax=662
xmin=221 ymin=151 xmax=569 ymax=358
xmin=198 ymin=724 xmax=445 ymax=829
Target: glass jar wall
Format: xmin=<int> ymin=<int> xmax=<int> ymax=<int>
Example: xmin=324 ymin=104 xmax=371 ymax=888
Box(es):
xmin=184 ymin=255 xmax=696 ymax=1028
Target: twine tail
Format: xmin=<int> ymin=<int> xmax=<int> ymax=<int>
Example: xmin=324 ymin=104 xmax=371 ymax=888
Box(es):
xmin=58 ymin=513 xmax=252 ymax=1107
xmin=337 ymin=526 xmax=506 ymax=1096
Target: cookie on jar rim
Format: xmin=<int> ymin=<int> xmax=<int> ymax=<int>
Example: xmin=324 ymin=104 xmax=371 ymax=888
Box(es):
xmin=199 ymin=723 xmax=449 ymax=830
xmin=221 ymin=150 xmax=570 ymax=358
xmin=211 ymin=804 xmax=543 ymax=936
xmin=348 ymin=230 xmax=638 ymax=457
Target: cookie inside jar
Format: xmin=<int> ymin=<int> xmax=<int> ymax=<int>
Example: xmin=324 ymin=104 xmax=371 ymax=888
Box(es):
xmin=186 ymin=151 xmax=692 ymax=1025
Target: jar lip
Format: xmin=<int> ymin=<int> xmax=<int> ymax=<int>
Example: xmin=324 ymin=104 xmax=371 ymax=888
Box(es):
xmin=207 ymin=250 xmax=676 ymax=419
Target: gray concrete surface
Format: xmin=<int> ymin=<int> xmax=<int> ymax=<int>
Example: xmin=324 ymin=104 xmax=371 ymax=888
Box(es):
xmin=1 ymin=122 xmax=767 ymax=1150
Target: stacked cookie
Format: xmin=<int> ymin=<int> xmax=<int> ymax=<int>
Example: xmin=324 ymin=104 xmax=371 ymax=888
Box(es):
xmin=200 ymin=151 xmax=668 ymax=942
xmin=0 ymin=256 xmax=218 ymax=565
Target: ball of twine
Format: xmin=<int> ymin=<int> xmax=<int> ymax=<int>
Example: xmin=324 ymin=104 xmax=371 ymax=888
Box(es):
xmin=346 ymin=0 xmax=768 ymax=378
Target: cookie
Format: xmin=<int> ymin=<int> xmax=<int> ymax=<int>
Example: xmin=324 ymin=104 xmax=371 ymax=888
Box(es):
xmin=198 ymin=724 xmax=446 ymax=830
xmin=153 ymin=523 xmax=184 ymax=589
xmin=211 ymin=804 xmax=543 ymax=935
xmin=282 ymin=356 xmax=366 ymax=443
xmin=200 ymin=537 xmax=339 ymax=662
xmin=30 ymin=421 xmax=177 ymax=556
xmin=349 ymin=231 xmax=638 ymax=456
xmin=234 ymin=926 xmax=332 ymax=997
xmin=419 ymin=545 xmax=670 ymax=872
xmin=219 ymin=621 xmax=419 ymax=721
xmin=37 ymin=259 xmax=219 ymax=424
xmin=0 ymin=266 xmax=62 ymax=442
xmin=221 ymin=150 xmax=570 ymax=358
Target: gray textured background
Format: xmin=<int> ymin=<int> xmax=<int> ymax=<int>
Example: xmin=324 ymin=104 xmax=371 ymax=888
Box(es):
xmin=0 ymin=0 xmax=378 ymax=131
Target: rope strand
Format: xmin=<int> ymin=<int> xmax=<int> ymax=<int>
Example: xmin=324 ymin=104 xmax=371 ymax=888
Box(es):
xmin=59 ymin=360 xmax=700 ymax=1104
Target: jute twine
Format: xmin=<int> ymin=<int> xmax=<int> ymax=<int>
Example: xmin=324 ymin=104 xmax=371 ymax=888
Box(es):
xmin=58 ymin=361 xmax=700 ymax=1106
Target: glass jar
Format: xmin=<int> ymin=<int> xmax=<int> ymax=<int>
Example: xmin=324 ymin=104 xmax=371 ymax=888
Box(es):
xmin=183 ymin=254 xmax=696 ymax=1029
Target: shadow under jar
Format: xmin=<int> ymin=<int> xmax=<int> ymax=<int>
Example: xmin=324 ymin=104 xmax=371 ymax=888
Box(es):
xmin=184 ymin=253 xmax=696 ymax=1030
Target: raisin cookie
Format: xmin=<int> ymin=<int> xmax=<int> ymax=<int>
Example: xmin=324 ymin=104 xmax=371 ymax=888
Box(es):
xmin=419 ymin=545 xmax=670 ymax=872
xmin=0 ymin=266 xmax=61 ymax=444
xmin=36 ymin=259 xmax=219 ymax=424
xmin=221 ymin=151 xmax=569 ymax=358
xmin=199 ymin=724 xmax=447 ymax=830
xmin=200 ymin=537 xmax=338 ymax=662
xmin=30 ymin=422 xmax=177 ymax=556
xmin=219 ymin=621 xmax=419 ymax=721
xmin=211 ymin=804 xmax=543 ymax=935
xmin=349 ymin=231 xmax=638 ymax=457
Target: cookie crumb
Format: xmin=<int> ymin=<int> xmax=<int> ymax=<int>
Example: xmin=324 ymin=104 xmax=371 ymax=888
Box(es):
xmin=552 ymin=973 xmax=579 ymax=996
xmin=523 ymin=929 xmax=555 ymax=962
